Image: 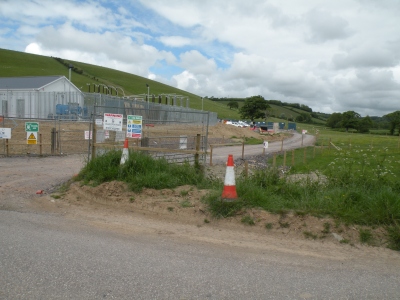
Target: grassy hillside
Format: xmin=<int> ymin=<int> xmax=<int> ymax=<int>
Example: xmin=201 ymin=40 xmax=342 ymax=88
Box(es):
xmin=0 ymin=48 xmax=322 ymax=122
xmin=0 ymin=48 xmax=233 ymax=117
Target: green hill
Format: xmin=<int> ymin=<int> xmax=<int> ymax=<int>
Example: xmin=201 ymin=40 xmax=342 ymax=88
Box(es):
xmin=0 ymin=48 xmax=325 ymax=122
xmin=0 ymin=48 xmax=237 ymax=117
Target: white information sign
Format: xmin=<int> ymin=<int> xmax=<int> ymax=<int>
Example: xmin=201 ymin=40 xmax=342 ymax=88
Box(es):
xmin=0 ymin=128 xmax=11 ymax=139
xmin=84 ymin=131 xmax=93 ymax=140
xmin=95 ymin=119 xmax=103 ymax=126
xmin=103 ymin=113 xmax=123 ymax=131
xmin=179 ymin=135 xmax=188 ymax=150
xmin=263 ymin=141 xmax=269 ymax=149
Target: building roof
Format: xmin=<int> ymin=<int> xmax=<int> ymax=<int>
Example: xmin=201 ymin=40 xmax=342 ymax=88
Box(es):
xmin=0 ymin=76 xmax=64 ymax=90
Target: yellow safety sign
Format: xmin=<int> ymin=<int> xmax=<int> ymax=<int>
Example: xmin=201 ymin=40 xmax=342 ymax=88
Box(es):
xmin=27 ymin=132 xmax=37 ymax=144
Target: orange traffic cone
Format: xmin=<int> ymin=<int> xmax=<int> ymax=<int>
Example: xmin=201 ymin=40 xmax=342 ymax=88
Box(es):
xmin=221 ymin=154 xmax=238 ymax=201
xmin=120 ymin=138 xmax=129 ymax=165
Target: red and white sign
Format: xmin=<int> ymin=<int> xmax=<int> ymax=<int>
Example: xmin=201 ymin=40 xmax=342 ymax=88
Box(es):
xmin=103 ymin=113 xmax=123 ymax=131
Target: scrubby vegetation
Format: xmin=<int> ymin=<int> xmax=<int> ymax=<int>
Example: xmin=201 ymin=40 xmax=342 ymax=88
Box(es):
xmin=75 ymin=145 xmax=400 ymax=251
xmin=75 ymin=149 xmax=216 ymax=192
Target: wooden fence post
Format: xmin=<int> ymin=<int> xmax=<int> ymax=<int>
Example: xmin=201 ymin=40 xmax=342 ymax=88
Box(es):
xmin=5 ymin=139 xmax=9 ymax=156
xmin=91 ymin=124 xmax=97 ymax=160
xmin=51 ymin=127 xmax=56 ymax=154
xmin=195 ymin=133 xmax=200 ymax=166
xmin=242 ymin=141 xmax=244 ymax=159
xmin=283 ymin=151 xmax=287 ymax=168
xmin=291 ymin=149 xmax=295 ymax=166
xmin=209 ymin=144 xmax=213 ymax=166
xmin=39 ymin=133 xmax=42 ymax=156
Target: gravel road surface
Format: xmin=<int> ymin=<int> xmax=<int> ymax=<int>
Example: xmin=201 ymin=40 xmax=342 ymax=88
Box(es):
xmin=1 ymin=134 xmax=400 ymax=299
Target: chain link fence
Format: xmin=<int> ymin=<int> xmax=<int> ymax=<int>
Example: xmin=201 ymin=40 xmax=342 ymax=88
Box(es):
xmin=0 ymin=93 xmax=217 ymax=164
xmin=90 ymin=102 xmax=212 ymax=164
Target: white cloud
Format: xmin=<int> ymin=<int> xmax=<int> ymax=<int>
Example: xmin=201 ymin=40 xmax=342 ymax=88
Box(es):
xmin=1 ymin=0 xmax=400 ymax=116
xmin=159 ymin=36 xmax=192 ymax=47
xmin=24 ymin=22 xmax=176 ymax=77
xmin=304 ymin=8 xmax=352 ymax=43
xmin=178 ymin=50 xmax=217 ymax=75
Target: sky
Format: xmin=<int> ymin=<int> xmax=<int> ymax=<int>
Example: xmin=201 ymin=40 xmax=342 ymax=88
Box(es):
xmin=1 ymin=0 xmax=400 ymax=117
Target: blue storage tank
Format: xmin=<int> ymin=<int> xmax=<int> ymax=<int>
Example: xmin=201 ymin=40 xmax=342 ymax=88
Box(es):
xmin=288 ymin=122 xmax=297 ymax=130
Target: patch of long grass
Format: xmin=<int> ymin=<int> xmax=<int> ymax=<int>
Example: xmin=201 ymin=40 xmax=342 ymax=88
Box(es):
xmin=387 ymin=224 xmax=400 ymax=251
xmin=203 ymin=191 xmax=244 ymax=218
xmin=77 ymin=149 xmax=210 ymax=192
xmin=235 ymin=163 xmax=400 ymax=249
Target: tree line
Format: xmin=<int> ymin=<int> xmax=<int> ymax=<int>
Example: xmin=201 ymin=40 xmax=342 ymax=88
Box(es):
xmin=215 ymin=95 xmax=398 ymax=134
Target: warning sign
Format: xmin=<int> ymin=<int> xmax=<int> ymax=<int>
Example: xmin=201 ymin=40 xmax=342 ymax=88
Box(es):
xmin=103 ymin=113 xmax=123 ymax=131
xmin=27 ymin=132 xmax=37 ymax=144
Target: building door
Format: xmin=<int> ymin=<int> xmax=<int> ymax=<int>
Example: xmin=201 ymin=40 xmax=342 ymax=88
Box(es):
xmin=17 ymin=99 xmax=25 ymax=118
xmin=1 ymin=100 xmax=7 ymax=117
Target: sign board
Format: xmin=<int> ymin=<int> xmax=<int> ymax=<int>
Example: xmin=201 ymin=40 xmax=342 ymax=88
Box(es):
xmin=95 ymin=119 xmax=103 ymax=126
xmin=263 ymin=141 xmax=269 ymax=149
xmin=126 ymin=115 xmax=142 ymax=138
xmin=84 ymin=131 xmax=93 ymax=140
xmin=27 ymin=132 xmax=37 ymax=144
xmin=25 ymin=122 xmax=39 ymax=132
xmin=302 ymin=129 xmax=307 ymax=134
xmin=0 ymin=128 xmax=11 ymax=139
xmin=103 ymin=113 xmax=123 ymax=131
xmin=179 ymin=135 xmax=187 ymax=150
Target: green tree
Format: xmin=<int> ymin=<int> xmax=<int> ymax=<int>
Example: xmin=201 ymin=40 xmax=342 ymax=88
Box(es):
xmin=227 ymin=101 xmax=239 ymax=110
xmin=341 ymin=111 xmax=361 ymax=131
xmin=326 ymin=112 xmax=343 ymax=128
xmin=295 ymin=115 xmax=304 ymax=122
xmin=383 ymin=111 xmax=400 ymax=135
xmin=358 ymin=116 xmax=373 ymax=133
xmin=295 ymin=112 xmax=311 ymax=123
xmin=239 ymin=95 xmax=270 ymax=122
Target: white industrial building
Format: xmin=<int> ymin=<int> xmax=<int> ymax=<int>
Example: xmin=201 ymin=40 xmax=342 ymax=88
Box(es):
xmin=0 ymin=76 xmax=84 ymax=119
